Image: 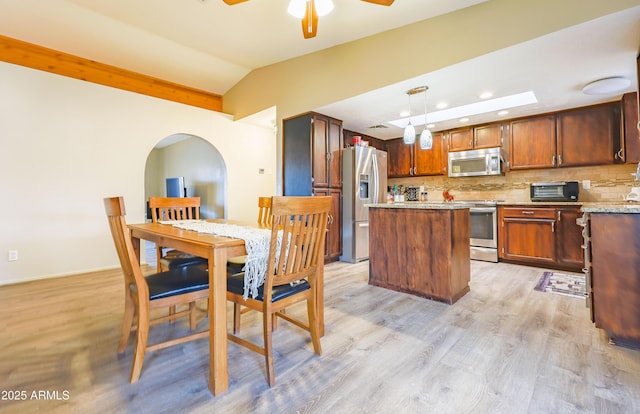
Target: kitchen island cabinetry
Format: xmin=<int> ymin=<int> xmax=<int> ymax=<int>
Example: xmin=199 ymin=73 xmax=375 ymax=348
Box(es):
xmin=368 ymin=204 xmax=470 ymax=304
xmin=498 ymin=205 xmax=582 ymax=272
xmin=581 ymin=205 xmax=640 ymax=348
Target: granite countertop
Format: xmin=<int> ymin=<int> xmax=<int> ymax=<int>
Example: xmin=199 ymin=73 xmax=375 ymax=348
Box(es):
xmin=366 ymin=202 xmax=470 ymax=210
xmin=581 ymin=202 xmax=640 ymax=213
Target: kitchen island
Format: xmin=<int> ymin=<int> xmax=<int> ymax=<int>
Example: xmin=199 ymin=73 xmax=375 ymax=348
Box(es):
xmin=367 ymin=203 xmax=470 ymax=304
xmin=581 ymin=203 xmax=640 ymax=348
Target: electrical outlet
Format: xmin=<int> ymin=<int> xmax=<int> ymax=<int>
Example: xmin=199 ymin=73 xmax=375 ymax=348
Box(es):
xmin=8 ymin=250 xmax=18 ymax=261
xmin=583 ymin=180 xmax=591 ymax=190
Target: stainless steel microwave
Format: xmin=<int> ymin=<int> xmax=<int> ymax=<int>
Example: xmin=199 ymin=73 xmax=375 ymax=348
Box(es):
xmin=448 ymin=147 xmax=502 ymax=177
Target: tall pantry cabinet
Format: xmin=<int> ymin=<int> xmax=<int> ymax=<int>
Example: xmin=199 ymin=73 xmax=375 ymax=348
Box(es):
xmin=283 ymin=112 xmax=343 ymax=262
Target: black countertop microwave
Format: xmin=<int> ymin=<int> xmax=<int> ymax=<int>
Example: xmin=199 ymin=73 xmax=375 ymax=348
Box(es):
xmin=530 ymin=181 xmax=579 ymax=202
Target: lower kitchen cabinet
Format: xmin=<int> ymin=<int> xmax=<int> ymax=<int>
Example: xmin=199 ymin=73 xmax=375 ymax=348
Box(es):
xmin=498 ymin=205 xmax=582 ymax=272
xmin=313 ymin=187 xmax=342 ymax=262
xmin=587 ymin=212 xmax=640 ymax=348
xmin=555 ymin=207 xmax=584 ymax=269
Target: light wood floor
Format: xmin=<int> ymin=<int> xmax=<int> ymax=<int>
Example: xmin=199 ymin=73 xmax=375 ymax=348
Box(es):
xmin=1 ymin=260 xmax=640 ymax=413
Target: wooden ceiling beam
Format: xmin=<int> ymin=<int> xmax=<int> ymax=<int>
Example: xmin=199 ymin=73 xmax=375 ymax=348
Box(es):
xmin=0 ymin=35 xmax=223 ymax=112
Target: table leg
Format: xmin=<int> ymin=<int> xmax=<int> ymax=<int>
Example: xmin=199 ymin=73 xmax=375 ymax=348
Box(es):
xmin=208 ymin=248 xmax=229 ymax=395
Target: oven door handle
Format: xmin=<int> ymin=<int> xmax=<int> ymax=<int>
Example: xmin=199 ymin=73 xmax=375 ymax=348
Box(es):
xmin=470 ymin=207 xmax=497 ymax=213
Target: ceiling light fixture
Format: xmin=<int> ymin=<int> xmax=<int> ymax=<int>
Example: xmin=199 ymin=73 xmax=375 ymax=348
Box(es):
xmin=287 ymin=0 xmax=334 ymax=18
xmin=419 ymin=86 xmax=432 ymax=150
xmin=403 ymin=88 xmax=417 ymax=145
xmin=389 ymin=91 xmax=537 ymax=128
xmin=582 ymin=76 xmax=630 ymax=95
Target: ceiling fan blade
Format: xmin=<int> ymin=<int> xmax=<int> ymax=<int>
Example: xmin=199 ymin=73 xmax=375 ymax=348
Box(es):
xmin=301 ymin=0 xmax=318 ymax=39
xmin=223 ymin=0 xmax=249 ymax=5
xmin=361 ymin=0 xmax=395 ymax=5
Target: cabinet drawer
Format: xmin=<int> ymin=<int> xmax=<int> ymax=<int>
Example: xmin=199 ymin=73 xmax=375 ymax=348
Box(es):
xmin=501 ymin=207 xmax=556 ymax=219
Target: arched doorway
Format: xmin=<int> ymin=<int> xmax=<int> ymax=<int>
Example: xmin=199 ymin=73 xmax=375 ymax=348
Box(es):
xmin=144 ymin=133 xmax=228 ymax=219
xmin=143 ymin=134 xmax=228 ymax=265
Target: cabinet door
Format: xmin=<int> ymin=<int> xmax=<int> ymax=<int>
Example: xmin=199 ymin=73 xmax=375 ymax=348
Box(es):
xmin=327 ymin=118 xmax=343 ymax=188
xmin=414 ymin=131 xmax=445 ymax=175
xmin=509 ymin=115 xmax=556 ymax=170
xmin=623 ymin=92 xmax=640 ymax=164
xmin=473 ymin=123 xmax=502 ymax=149
xmin=557 ymin=103 xmax=619 ymax=167
xmin=447 ymin=128 xmax=473 ymax=152
xmin=314 ymin=188 xmax=342 ymax=262
xmin=386 ymin=138 xmax=413 ymax=177
xmin=555 ymin=207 xmax=583 ymax=271
xmin=499 ymin=207 xmax=557 ymax=265
xmin=312 ymin=115 xmax=329 ymax=188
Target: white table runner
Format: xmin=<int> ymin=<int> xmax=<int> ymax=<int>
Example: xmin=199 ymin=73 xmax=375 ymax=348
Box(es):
xmin=159 ymin=220 xmax=275 ymax=299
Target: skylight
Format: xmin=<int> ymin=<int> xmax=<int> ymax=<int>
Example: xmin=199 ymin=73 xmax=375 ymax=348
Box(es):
xmin=388 ymin=91 xmax=538 ymax=128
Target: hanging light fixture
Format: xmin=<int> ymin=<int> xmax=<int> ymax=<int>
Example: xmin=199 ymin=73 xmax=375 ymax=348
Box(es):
xmin=403 ymin=90 xmax=416 ymax=145
xmin=419 ymin=86 xmax=432 ymax=150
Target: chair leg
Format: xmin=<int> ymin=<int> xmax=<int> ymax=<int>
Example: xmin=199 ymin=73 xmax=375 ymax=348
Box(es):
xmin=129 ymin=306 xmax=150 ymax=383
xmin=118 ymin=294 xmax=136 ymax=354
xmin=263 ymin=310 xmax=275 ymax=387
xmin=307 ymin=297 xmax=322 ymax=356
xmin=233 ymin=303 xmax=242 ymax=334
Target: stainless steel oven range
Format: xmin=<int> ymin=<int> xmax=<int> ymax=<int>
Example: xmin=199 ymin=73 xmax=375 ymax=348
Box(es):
xmin=463 ymin=200 xmax=500 ymax=262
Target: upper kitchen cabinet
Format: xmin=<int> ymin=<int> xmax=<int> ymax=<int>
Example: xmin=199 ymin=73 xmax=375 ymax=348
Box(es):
xmin=283 ymin=112 xmax=343 ymax=195
xmin=473 ymin=123 xmax=505 ymax=149
xmin=509 ymin=115 xmax=557 ymax=170
xmin=447 ymin=127 xmax=473 ymax=152
xmin=387 ymin=133 xmax=446 ymax=177
xmin=556 ymin=102 xmax=620 ymax=167
xmin=414 ymin=131 xmax=447 ymax=176
xmin=386 ymin=138 xmax=413 ymax=177
xmin=447 ymin=124 xmax=503 ymax=152
xmin=622 ymin=92 xmax=640 ymax=164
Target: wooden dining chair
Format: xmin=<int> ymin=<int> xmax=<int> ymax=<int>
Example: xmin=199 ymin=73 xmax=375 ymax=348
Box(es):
xmin=227 ymin=196 xmax=273 ymax=275
xmin=104 ymin=196 xmax=210 ymax=383
xmin=226 ymin=196 xmax=331 ymax=386
xmin=148 ymin=196 xmax=207 ymax=271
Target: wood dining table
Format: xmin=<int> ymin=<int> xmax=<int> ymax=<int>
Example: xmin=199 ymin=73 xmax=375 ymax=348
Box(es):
xmin=127 ymin=219 xmax=326 ymax=396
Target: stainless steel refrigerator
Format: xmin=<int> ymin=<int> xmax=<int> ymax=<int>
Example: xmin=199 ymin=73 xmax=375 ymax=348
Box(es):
xmin=341 ymin=146 xmax=388 ymax=263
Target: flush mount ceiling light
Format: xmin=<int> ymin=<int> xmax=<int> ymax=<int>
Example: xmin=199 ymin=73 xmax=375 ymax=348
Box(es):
xmin=223 ymin=0 xmax=394 ymax=39
xmin=582 ymin=77 xmax=631 ymax=95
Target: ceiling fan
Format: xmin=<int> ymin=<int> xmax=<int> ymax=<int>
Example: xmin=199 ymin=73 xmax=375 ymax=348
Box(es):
xmin=222 ymin=0 xmax=395 ymax=39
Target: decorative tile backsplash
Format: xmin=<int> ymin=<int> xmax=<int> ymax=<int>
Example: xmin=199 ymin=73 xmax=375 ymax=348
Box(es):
xmin=389 ymin=164 xmax=639 ymax=202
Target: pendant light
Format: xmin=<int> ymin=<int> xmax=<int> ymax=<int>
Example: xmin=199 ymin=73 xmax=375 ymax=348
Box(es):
xmin=419 ymin=86 xmax=433 ymax=150
xmin=403 ymin=90 xmax=416 ymax=145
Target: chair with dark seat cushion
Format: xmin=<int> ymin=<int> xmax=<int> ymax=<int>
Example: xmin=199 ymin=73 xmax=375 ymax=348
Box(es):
xmin=148 ymin=196 xmax=207 ymax=271
xmin=226 ymin=196 xmax=273 ymax=275
xmin=104 ymin=196 xmax=209 ymax=383
xmin=226 ymin=195 xmax=330 ymax=386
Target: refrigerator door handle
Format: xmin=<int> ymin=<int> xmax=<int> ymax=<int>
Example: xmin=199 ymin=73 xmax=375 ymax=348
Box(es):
xmin=371 ymin=151 xmax=379 ymax=203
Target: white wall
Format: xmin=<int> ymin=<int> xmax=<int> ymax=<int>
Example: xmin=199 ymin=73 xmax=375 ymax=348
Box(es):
xmin=0 ymin=62 xmax=276 ymax=285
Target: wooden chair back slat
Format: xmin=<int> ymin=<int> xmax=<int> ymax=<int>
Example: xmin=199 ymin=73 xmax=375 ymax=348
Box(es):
xmin=265 ymin=196 xmax=330 ymax=292
xmin=257 ymin=196 xmax=273 ymax=227
xmin=149 ymin=197 xmax=201 ymax=223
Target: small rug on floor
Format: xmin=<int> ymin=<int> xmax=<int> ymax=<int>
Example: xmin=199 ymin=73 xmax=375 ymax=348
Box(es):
xmin=534 ymin=271 xmax=587 ymax=299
